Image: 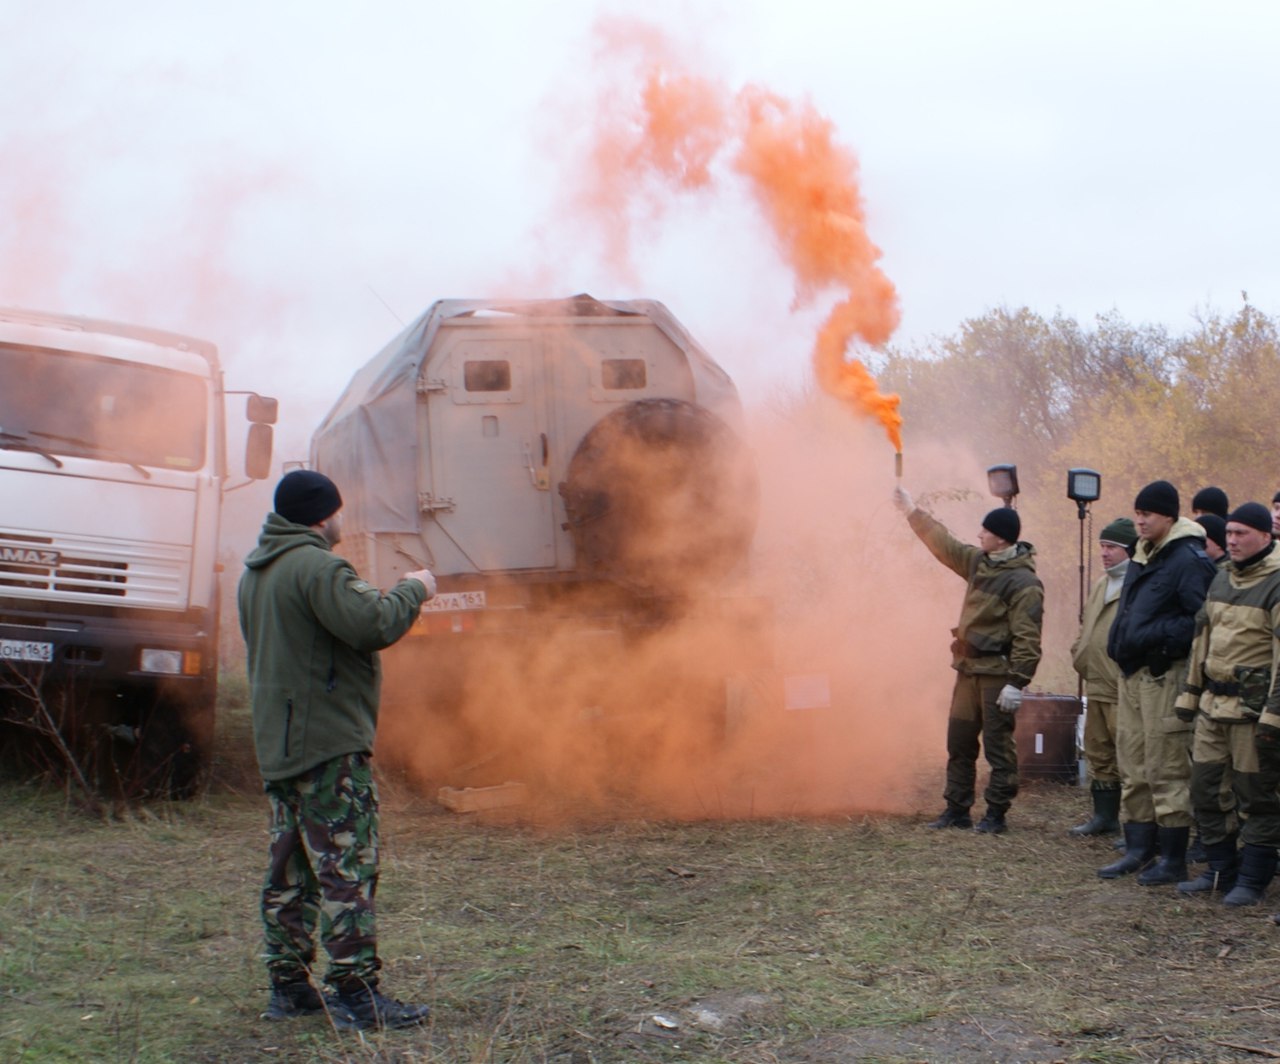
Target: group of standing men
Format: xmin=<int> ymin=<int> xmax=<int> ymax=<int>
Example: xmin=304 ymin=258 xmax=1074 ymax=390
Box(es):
xmin=896 ymin=479 xmax=1280 ymax=908
xmin=233 ymin=466 xmax=1280 ymax=1027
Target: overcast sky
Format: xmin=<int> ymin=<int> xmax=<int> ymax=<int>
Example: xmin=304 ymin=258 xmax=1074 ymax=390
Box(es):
xmin=4 ymin=0 xmax=1277 ymax=453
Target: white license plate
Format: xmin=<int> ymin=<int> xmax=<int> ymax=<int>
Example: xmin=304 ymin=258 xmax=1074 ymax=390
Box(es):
xmin=420 ymin=590 xmax=487 ymax=613
xmin=0 ymin=639 xmax=54 ymax=663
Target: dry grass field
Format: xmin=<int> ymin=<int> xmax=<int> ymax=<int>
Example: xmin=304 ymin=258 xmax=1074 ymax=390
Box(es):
xmin=4 ymin=701 xmax=1280 ymax=1063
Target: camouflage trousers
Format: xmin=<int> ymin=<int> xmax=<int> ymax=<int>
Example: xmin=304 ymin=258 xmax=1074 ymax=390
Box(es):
xmin=943 ymin=673 xmax=1019 ymax=814
xmin=1191 ymin=716 xmax=1280 ymax=849
xmin=261 ymin=752 xmax=381 ymax=990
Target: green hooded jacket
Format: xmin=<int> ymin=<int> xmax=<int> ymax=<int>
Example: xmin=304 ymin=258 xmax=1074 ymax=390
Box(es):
xmin=238 ymin=512 xmax=428 ymax=780
xmin=908 ymin=508 xmax=1044 ymax=687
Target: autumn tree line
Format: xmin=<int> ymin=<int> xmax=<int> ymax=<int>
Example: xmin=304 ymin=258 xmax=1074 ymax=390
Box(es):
xmin=871 ymin=300 xmax=1279 ymax=691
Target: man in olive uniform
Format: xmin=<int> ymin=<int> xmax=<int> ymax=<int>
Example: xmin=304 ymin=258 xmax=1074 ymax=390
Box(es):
xmin=1068 ymin=517 xmax=1137 ymax=836
xmin=239 ymin=470 xmax=436 ymax=1030
xmin=1175 ymin=503 xmax=1280 ymax=904
xmin=1100 ymin=480 xmax=1217 ymax=886
xmin=895 ymin=487 xmax=1044 ymax=835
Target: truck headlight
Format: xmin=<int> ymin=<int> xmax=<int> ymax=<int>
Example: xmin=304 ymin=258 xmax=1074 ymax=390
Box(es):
xmin=139 ymin=648 xmax=184 ymax=675
xmin=139 ymin=649 xmax=202 ymax=675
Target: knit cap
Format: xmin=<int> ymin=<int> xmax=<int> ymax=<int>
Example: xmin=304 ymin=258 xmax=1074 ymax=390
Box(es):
xmin=1134 ymin=480 xmax=1179 ymax=518
xmin=1227 ymin=502 xmax=1273 ymax=535
xmin=1195 ymin=514 xmax=1227 ymax=552
xmin=1191 ymin=486 xmax=1229 ymax=518
xmin=1099 ymin=517 xmax=1137 ymax=547
xmin=982 ymin=507 xmax=1021 ymax=545
xmin=274 ymin=470 xmax=343 ymax=527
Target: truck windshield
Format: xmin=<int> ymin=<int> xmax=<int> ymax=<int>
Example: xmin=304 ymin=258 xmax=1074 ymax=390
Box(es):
xmin=0 ymin=343 xmax=207 ymax=470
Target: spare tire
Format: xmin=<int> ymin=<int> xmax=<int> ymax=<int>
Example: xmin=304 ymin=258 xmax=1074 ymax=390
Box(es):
xmin=559 ymin=399 xmax=757 ymax=595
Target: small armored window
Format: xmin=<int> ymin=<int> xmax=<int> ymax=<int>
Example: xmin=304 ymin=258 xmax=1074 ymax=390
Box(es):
xmin=601 ymin=358 xmax=646 ymax=390
xmin=463 ymin=360 xmax=511 ymax=392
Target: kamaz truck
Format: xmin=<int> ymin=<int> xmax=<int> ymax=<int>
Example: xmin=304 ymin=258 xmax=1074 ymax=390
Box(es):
xmin=309 ymin=294 xmax=767 ymax=791
xmin=0 ymin=307 xmax=276 ymax=796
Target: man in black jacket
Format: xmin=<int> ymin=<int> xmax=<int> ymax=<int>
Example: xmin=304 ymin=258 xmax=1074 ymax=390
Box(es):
xmin=1099 ymin=480 xmax=1217 ymax=885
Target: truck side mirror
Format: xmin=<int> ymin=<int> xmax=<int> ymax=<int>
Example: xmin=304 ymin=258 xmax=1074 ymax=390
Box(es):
xmin=246 ymin=394 xmax=279 ymax=425
xmin=245 ymin=423 xmax=274 ymax=480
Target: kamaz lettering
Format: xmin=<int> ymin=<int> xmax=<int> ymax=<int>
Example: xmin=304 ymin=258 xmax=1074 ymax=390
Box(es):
xmin=0 ymin=546 xmax=60 ymax=567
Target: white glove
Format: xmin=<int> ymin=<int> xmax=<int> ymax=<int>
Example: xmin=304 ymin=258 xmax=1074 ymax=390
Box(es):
xmin=405 ymin=568 xmax=437 ymax=600
xmin=893 ymin=485 xmax=915 ymax=514
xmin=997 ymin=684 xmax=1023 ymax=713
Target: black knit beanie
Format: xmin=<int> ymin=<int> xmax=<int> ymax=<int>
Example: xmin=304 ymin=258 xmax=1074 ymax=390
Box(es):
xmin=274 ymin=470 xmax=343 ymax=527
xmin=1191 ymin=486 xmax=1229 ymax=518
xmin=1227 ymin=502 xmax=1273 ymax=535
xmin=1134 ymin=480 xmax=1179 ymax=518
xmin=982 ymin=507 xmax=1021 ymax=545
xmin=1196 ymin=514 xmax=1226 ymax=551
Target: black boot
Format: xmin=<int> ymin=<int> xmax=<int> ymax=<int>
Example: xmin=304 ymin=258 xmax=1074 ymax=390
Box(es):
xmin=1138 ymin=825 xmax=1190 ymax=886
xmin=262 ymin=979 xmax=326 ymax=1021
xmin=1188 ymin=826 xmax=1207 ymax=864
xmin=1069 ymin=784 xmax=1121 ymax=836
xmin=1222 ymin=844 xmax=1279 ymax=907
xmin=1177 ymin=835 xmax=1238 ymax=895
xmin=926 ymin=804 xmax=972 ymax=830
xmin=332 ymin=982 xmax=430 ymax=1031
xmin=1097 ymin=821 xmax=1157 ymax=879
xmin=974 ymin=806 xmax=1008 ymax=834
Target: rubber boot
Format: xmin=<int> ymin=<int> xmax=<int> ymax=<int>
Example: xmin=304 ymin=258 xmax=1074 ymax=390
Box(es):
xmin=1069 ymin=784 xmax=1121 ymax=837
xmin=1138 ymin=825 xmax=1190 ymax=886
xmin=1097 ymin=821 xmax=1157 ymax=879
xmin=926 ymin=804 xmax=972 ymax=830
xmin=1222 ymin=844 xmax=1279 ymax=907
xmin=1188 ymin=826 xmax=1207 ymax=864
xmin=1177 ymin=835 xmax=1238 ymax=895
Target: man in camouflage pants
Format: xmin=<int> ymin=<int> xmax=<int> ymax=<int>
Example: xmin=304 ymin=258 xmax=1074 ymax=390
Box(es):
xmin=1174 ymin=502 xmax=1280 ymax=905
xmin=239 ymin=470 xmax=436 ymax=1030
xmin=895 ymin=487 xmax=1045 ymax=835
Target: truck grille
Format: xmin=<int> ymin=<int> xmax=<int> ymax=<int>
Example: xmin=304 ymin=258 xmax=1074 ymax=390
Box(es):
xmin=0 ymin=530 xmax=188 ymax=608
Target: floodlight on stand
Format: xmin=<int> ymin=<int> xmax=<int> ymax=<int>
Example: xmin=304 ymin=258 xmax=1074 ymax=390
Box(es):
xmin=1067 ymin=468 xmax=1101 ymax=504
xmin=1066 ymin=467 xmax=1102 ymax=644
xmin=987 ymin=464 xmax=1019 ymax=506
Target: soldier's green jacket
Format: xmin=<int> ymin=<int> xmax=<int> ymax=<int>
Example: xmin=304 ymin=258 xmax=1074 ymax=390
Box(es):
xmin=1071 ymin=565 xmax=1125 ymax=702
xmin=238 ymin=513 xmax=428 ymax=781
xmin=907 ymin=508 xmax=1044 ymax=687
xmin=1176 ymin=542 xmax=1280 ymax=726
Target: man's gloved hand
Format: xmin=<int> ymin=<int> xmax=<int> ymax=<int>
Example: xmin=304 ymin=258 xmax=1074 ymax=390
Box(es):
xmin=1174 ymin=692 xmax=1200 ymax=723
xmin=405 ymin=568 xmax=437 ymax=600
xmin=893 ymin=486 xmax=915 ymax=514
xmin=997 ymin=684 xmax=1023 ymax=713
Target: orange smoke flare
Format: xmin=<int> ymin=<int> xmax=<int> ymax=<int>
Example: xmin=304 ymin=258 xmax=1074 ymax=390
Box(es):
xmin=731 ymin=87 xmax=903 ymax=450
xmin=578 ymin=23 xmax=904 ymax=450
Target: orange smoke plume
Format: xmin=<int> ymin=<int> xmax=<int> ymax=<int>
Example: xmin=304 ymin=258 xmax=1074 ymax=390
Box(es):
xmin=580 ymin=22 xmax=904 ymax=450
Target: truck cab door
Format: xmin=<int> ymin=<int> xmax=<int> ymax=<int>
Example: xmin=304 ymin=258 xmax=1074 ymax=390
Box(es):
xmin=423 ymin=334 xmax=556 ymax=571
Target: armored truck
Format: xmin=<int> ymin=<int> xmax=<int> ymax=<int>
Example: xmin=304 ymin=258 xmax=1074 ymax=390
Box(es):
xmin=0 ymin=307 xmax=276 ymax=796
xmin=310 ymin=295 xmax=766 ymax=788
